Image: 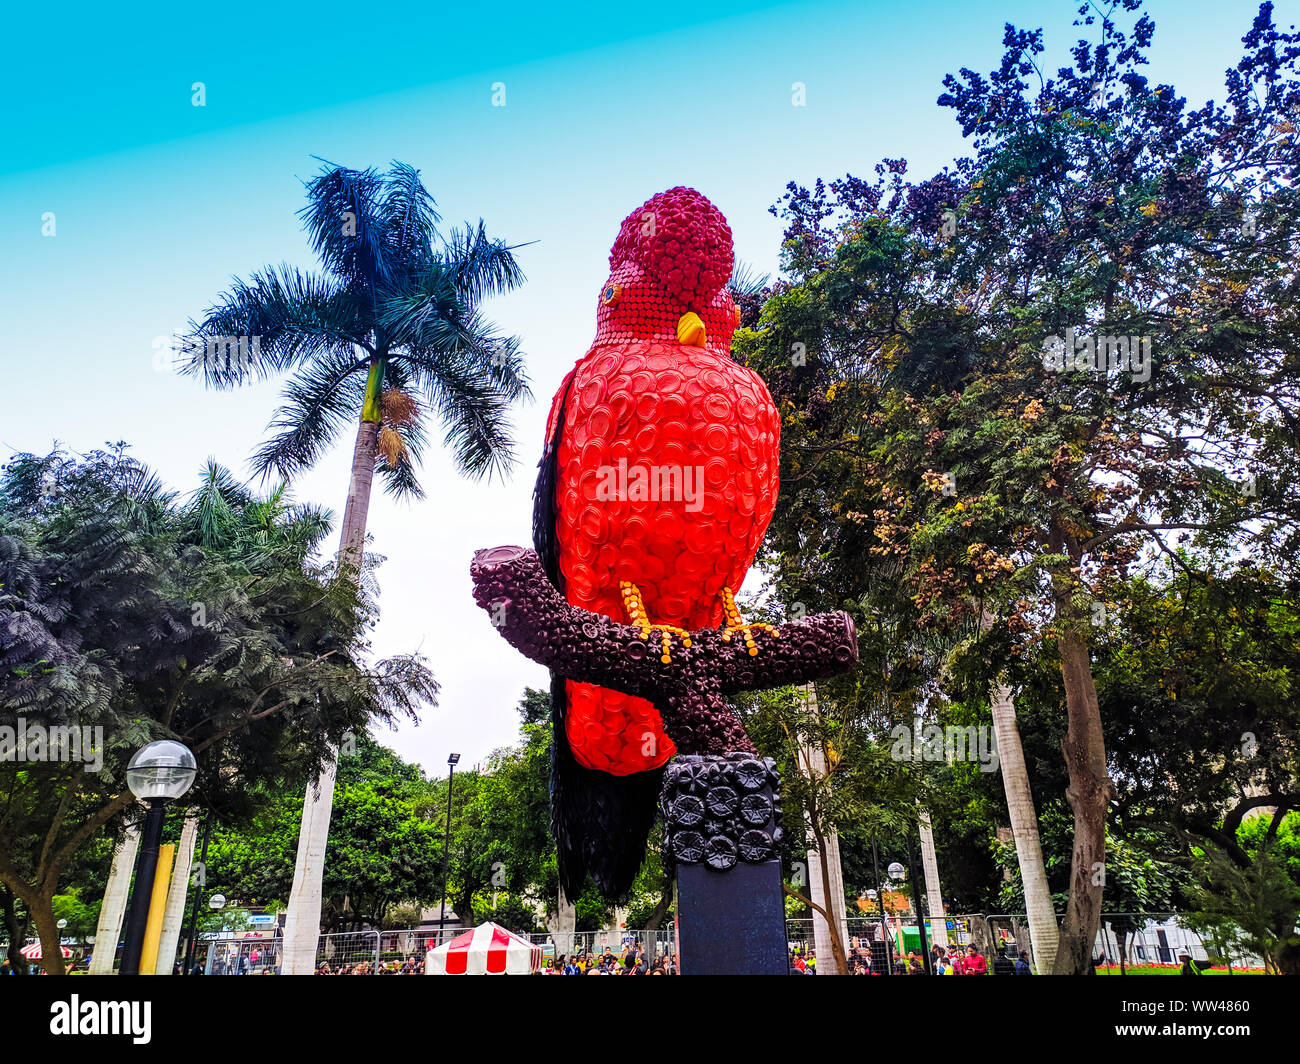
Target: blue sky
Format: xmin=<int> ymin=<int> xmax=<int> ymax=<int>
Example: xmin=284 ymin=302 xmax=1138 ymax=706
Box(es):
xmin=1 ymin=0 xmax=1286 ymax=774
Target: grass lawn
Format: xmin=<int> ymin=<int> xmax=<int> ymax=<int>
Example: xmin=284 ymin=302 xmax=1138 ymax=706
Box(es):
xmin=1096 ymin=964 xmax=1265 ymax=975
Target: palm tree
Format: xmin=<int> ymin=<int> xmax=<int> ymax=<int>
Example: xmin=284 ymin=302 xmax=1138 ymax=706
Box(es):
xmin=183 ymin=459 xmax=333 ymax=564
xmin=183 ymin=159 xmax=529 ymax=972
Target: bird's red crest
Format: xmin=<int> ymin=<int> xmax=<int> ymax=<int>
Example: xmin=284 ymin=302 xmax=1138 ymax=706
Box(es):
xmin=610 ymin=187 xmax=734 ymax=311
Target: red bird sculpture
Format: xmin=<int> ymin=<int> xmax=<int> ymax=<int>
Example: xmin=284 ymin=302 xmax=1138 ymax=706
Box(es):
xmin=532 ymin=187 xmax=780 ymax=896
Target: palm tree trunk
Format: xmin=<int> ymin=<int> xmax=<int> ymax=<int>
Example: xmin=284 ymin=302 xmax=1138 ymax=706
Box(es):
xmin=89 ymin=822 xmax=140 ymax=973
xmin=916 ymin=808 xmax=948 ymax=949
xmin=989 ymin=677 xmax=1060 ymax=974
xmin=800 ymin=684 xmax=849 ymax=975
xmin=154 ymin=812 xmax=199 ymax=974
xmin=282 ymin=360 xmax=384 ymax=974
xmin=807 ymin=817 xmax=850 ymax=975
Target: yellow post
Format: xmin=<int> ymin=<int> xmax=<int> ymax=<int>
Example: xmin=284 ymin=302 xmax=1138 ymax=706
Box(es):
xmin=139 ymin=843 xmax=175 ymax=975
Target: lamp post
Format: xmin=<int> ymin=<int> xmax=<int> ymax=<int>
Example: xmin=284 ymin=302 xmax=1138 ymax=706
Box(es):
xmin=438 ymin=753 xmax=460 ymax=937
xmin=871 ymin=840 xmax=891 ymax=973
xmin=901 ymin=833 xmax=933 ymax=974
xmin=119 ymin=741 xmax=196 ymax=975
xmin=885 ymin=861 xmax=910 ymax=973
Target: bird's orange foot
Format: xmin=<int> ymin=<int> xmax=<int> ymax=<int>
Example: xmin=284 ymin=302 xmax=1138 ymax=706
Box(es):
xmin=619 ymin=581 xmax=692 ymax=664
xmin=719 ymin=586 xmax=780 ymax=657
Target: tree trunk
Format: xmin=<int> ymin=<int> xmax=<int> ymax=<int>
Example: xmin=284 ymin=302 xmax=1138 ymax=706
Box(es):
xmin=1 ymin=885 xmax=30 ymax=974
xmin=90 ymin=822 xmax=140 ymax=974
xmin=154 ymin=812 xmax=199 ymax=974
xmin=917 ymin=808 xmax=948 ymax=950
xmin=642 ymin=888 xmax=673 ymax=931
xmin=552 ymin=883 xmax=577 ymax=956
xmin=281 ymin=367 xmax=384 ymax=975
xmin=807 ymin=818 xmax=850 ymax=974
xmin=801 ymin=684 xmax=849 ymax=975
xmin=30 ymin=890 xmax=64 ymax=975
xmin=989 ymin=678 xmax=1060 ymax=974
xmin=1051 ymin=613 xmax=1115 ymax=975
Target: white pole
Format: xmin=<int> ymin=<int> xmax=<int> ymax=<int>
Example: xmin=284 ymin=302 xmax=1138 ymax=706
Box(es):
xmin=281 ymin=761 xmax=337 ymax=974
xmin=554 ymin=883 xmax=576 ymax=958
xmin=153 ymin=812 xmax=200 ymax=974
xmin=89 ymin=821 xmax=140 ymax=974
xmin=801 ymin=684 xmax=849 ymax=974
xmin=917 ymin=808 xmax=949 ymax=949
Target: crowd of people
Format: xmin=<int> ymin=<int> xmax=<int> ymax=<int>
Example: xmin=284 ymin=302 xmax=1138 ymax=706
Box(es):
xmin=789 ymin=938 xmax=1036 ymax=975
xmin=540 ymin=943 xmax=679 ymax=974
xmin=309 ymin=941 xmax=680 ymax=975
xmin=315 ymin=957 xmax=426 ymax=975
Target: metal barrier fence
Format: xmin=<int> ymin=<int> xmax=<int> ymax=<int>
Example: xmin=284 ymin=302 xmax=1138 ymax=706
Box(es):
xmin=199 ymin=912 xmax=1266 ymax=973
xmin=314 ymin=931 xmax=382 ymax=973
xmin=785 ymin=912 xmax=1266 ymax=971
xmin=201 ymin=935 xmax=284 ymax=975
xmin=533 ymin=928 xmax=677 ymax=963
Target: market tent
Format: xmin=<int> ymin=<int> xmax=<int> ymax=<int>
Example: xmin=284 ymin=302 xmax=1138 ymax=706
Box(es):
xmin=425 ymin=922 xmax=542 ymax=975
xmin=20 ymin=942 xmax=73 ymax=959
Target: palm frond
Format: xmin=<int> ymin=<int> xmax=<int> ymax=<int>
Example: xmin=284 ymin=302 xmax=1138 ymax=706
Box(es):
xmin=729 ymin=260 xmax=772 ymax=299
xmin=441 ymin=222 xmax=529 ymax=304
xmin=299 ymin=160 xmax=391 ymax=289
xmin=182 ymin=267 xmax=361 ymax=387
xmin=249 ymin=349 xmax=370 ymax=481
xmin=382 ymin=283 xmax=531 ymax=407
xmin=188 ymin=460 xmax=244 ymax=549
xmin=379 ymin=265 xmax=466 ymax=349
xmin=407 ymin=343 xmax=520 ymax=481
xmin=380 ymin=161 xmax=442 ymax=269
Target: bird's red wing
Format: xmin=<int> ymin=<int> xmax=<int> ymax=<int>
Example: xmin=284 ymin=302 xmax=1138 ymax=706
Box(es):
xmin=551 ymin=341 xmax=780 ymax=774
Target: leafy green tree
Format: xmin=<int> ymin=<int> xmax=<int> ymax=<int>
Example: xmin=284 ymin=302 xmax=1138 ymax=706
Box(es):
xmin=204 ymin=733 xmax=445 ymax=931
xmin=440 ymin=689 xmax=555 ymax=928
xmin=1186 ymin=813 xmax=1300 ymax=974
xmin=0 ymin=447 xmax=435 ymax=972
xmin=50 ymin=889 xmax=99 ymax=943
xmin=1095 ymin=559 xmax=1299 ymax=867
xmin=736 ymin=0 xmax=1300 ymax=970
xmin=738 ymin=681 xmax=930 ymax=974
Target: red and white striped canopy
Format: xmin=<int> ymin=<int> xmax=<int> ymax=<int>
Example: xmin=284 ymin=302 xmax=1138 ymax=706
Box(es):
xmin=425 ymin=922 xmax=542 ymax=976
xmin=20 ymin=943 xmax=72 ymax=959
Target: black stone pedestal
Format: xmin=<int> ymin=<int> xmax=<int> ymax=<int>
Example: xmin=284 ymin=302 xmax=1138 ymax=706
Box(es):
xmin=676 ymin=859 xmax=787 ymax=975
xmin=661 ymin=753 xmax=788 ymax=975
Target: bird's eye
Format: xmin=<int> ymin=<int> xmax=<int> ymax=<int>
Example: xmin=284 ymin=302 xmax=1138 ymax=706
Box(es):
xmin=601 ymin=283 xmax=622 ymax=307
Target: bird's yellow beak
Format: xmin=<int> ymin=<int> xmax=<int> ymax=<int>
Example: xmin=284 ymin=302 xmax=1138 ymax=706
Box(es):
xmin=677 ymin=311 xmax=706 ymax=347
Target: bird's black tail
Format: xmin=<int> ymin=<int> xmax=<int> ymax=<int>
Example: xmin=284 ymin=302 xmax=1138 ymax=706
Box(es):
xmin=549 ymin=674 xmax=663 ymax=900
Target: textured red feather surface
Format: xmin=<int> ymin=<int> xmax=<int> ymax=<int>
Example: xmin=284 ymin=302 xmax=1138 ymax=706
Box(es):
xmin=546 ymin=188 xmax=780 ymax=775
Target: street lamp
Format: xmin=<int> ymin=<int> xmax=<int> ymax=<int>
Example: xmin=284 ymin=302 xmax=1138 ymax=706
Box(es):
xmin=887 ymin=861 xmax=905 ymax=881
xmin=438 ymin=754 xmax=460 ymax=937
xmin=869 ymin=841 xmax=892 ymax=974
xmin=119 ymin=741 xmax=196 ymax=975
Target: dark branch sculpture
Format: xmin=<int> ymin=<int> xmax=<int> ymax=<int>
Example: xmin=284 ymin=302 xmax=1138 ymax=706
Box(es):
xmin=470 ymin=545 xmax=858 ymax=758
